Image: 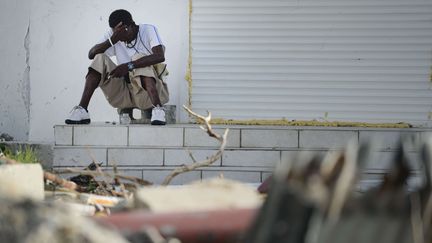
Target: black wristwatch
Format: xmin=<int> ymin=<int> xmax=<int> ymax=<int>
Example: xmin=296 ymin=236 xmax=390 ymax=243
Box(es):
xmin=127 ymin=62 xmax=135 ymax=71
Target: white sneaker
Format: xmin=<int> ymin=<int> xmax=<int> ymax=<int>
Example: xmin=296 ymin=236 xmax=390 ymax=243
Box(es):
xmin=151 ymin=106 xmax=166 ymax=125
xmin=65 ymin=106 xmax=91 ymax=124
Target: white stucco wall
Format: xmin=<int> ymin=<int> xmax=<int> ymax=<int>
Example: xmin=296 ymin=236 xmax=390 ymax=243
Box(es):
xmin=0 ymin=0 xmax=31 ymax=141
xmin=27 ymin=0 xmax=189 ymax=142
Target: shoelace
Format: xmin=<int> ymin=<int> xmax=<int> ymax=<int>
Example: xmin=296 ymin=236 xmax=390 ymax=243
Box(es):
xmin=152 ymin=105 xmax=166 ymax=111
xmin=69 ymin=106 xmax=82 ymax=113
xmin=69 ymin=105 xmax=85 ymax=113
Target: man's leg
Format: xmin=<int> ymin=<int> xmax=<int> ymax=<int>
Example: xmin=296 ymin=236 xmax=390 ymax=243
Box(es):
xmin=140 ymin=76 xmax=161 ymax=106
xmin=79 ymin=68 xmax=101 ymax=110
xmin=66 ymin=53 xmax=124 ymax=125
xmin=65 ymin=68 xmax=100 ymax=124
xmin=140 ymin=76 xmax=166 ymax=125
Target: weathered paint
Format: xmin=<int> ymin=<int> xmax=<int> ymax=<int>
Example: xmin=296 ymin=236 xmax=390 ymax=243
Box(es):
xmin=0 ymin=0 xmax=31 ymax=141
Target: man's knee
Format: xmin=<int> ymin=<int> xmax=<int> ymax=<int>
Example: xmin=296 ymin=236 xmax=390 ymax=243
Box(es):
xmin=93 ymin=53 xmax=110 ymax=62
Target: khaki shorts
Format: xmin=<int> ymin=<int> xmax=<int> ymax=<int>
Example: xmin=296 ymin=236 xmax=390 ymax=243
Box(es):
xmin=89 ymin=53 xmax=169 ymax=110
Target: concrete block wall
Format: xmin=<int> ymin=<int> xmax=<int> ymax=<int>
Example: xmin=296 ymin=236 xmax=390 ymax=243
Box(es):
xmin=53 ymin=124 xmax=432 ymax=185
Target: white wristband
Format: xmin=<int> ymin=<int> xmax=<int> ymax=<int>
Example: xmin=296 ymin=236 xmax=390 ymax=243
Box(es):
xmin=108 ymin=37 xmax=114 ymax=46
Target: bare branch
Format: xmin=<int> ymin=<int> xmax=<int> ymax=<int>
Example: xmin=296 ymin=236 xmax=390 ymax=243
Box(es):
xmin=43 ymin=171 xmax=80 ymax=191
xmin=162 ymin=106 xmax=229 ymax=186
xmin=183 ymin=105 xmax=223 ymax=142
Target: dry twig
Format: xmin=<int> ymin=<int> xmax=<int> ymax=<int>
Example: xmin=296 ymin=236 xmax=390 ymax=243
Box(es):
xmin=161 ymin=105 xmax=229 ymax=186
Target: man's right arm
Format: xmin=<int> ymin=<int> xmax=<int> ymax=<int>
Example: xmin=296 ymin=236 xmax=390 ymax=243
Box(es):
xmin=88 ymin=22 xmax=126 ymax=60
xmin=88 ymin=39 xmax=113 ymax=60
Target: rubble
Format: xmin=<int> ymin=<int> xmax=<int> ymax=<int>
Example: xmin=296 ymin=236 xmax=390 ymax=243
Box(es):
xmin=134 ymin=178 xmax=263 ymax=213
xmin=0 ymin=197 xmax=129 ymax=243
xmin=0 ymin=132 xmax=14 ymax=141
xmin=1 ymin=106 xmax=431 ymax=242
xmin=0 ymin=163 xmax=44 ymax=200
xmin=244 ymin=139 xmax=432 ymax=243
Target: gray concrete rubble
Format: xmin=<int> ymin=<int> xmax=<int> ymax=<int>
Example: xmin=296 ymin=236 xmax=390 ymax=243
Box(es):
xmin=0 ymin=164 xmax=44 ymax=200
xmin=134 ymin=178 xmax=263 ymax=212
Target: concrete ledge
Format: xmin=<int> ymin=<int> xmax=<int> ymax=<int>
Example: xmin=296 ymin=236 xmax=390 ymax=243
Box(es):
xmin=52 ymin=125 xmax=432 ymax=182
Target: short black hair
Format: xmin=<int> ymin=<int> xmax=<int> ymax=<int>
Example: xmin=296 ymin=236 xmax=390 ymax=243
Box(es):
xmin=109 ymin=9 xmax=133 ymax=28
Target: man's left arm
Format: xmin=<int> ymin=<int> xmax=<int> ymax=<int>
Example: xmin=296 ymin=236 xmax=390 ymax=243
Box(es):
xmin=131 ymin=45 xmax=165 ymax=68
xmin=109 ymin=45 xmax=165 ymax=77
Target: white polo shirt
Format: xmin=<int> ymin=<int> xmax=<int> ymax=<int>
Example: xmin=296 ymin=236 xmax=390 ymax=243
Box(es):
xmin=99 ymin=24 xmax=164 ymax=64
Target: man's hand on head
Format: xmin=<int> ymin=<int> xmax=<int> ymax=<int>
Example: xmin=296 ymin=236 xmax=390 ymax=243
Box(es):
xmin=111 ymin=22 xmax=128 ymax=43
xmin=109 ymin=63 xmax=129 ymax=78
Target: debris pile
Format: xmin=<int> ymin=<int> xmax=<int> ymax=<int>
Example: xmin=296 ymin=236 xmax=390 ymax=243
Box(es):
xmin=0 ymin=197 xmax=129 ymax=243
xmin=0 ymin=105 xmax=430 ymax=242
xmin=245 ymin=138 xmax=432 ymax=243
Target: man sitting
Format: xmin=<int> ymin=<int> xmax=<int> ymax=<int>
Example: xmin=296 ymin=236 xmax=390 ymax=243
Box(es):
xmin=65 ymin=9 xmax=169 ymax=125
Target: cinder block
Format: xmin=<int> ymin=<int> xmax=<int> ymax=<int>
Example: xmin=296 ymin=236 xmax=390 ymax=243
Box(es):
xmin=241 ymin=129 xmax=298 ymax=148
xmin=202 ymin=171 xmax=261 ymax=183
xmin=54 ymin=126 xmax=73 ymax=145
xmin=164 ymin=149 xmax=222 ymax=166
xmin=107 ymin=148 xmax=163 ymax=166
xmin=300 ymin=130 xmax=358 ymax=149
xmin=184 ymin=128 xmax=240 ymax=147
xmin=359 ymin=131 xmax=420 ymax=151
xmin=222 ymin=150 xmax=280 ymax=167
xmin=129 ymin=127 xmax=183 ymax=147
xmin=53 ymin=147 xmax=107 ymax=167
xmin=74 ymin=126 xmax=127 ymax=146
xmin=142 ymin=169 xmax=201 ymax=185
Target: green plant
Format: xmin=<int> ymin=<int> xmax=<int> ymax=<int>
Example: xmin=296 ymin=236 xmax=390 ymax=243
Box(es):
xmin=3 ymin=145 xmax=40 ymax=164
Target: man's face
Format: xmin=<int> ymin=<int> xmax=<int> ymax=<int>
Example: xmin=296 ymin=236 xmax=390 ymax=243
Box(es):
xmin=112 ymin=23 xmax=135 ymax=42
xmin=123 ymin=24 xmax=136 ymax=42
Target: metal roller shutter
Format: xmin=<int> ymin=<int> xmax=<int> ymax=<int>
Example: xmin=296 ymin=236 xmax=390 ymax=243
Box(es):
xmin=190 ymin=0 xmax=432 ymax=126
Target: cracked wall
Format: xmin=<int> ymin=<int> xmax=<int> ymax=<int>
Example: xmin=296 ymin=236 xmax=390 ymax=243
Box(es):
xmin=0 ymin=0 xmax=189 ymax=142
xmin=0 ymin=0 xmax=31 ymax=141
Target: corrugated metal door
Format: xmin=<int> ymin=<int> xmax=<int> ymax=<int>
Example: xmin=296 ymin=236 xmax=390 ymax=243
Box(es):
xmin=190 ymin=0 xmax=432 ymax=126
